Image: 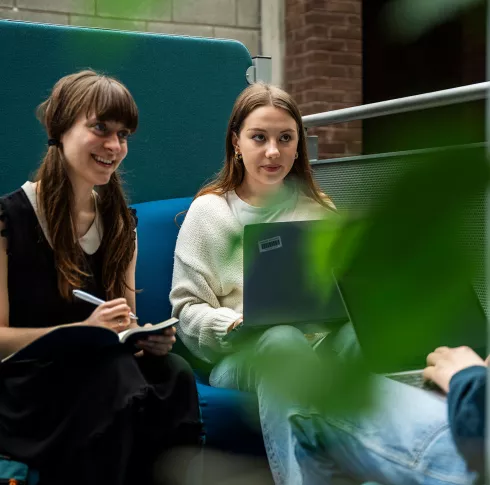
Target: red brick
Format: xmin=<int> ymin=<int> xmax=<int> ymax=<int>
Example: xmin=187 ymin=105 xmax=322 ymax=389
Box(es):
xmin=303 ymin=50 xmax=334 ymax=63
xmin=348 ymin=66 xmax=362 ymax=77
xmin=305 ymin=0 xmax=328 ymax=10
xmin=291 ymin=41 xmax=307 ymax=55
xmin=306 ymin=64 xmax=348 ymax=78
xmin=304 ymin=89 xmax=345 ymax=103
xmin=329 ymin=26 xmax=361 ymax=39
xmin=320 ymin=142 xmax=346 ymax=153
xmin=345 ymin=39 xmax=362 ymax=51
xmin=331 ymin=128 xmax=362 ymax=141
xmin=302 ymin=102 xmax=332 ymax=115
xmin=304 ymin=64 xmax=329 ymax=77
xmin=334 ymin=120 xmax=362 ymax=129
xmin=331 ymin=53 xmax=362 ymax=65
xmin=292 ymin=91 xmax=306 ymax=104
xmin=330 ymin=102 xmax=356 ymax=110
xmin=348 ymin=14 xmax=361 ymax=26
xmin=331 ymin=78 xmax=361 ymax=90
xmin=305 ymin=38 xmax=344 ymax=51
xmin=285 ymin=0 xmax=363 ymax=157
xmin=285 ymin=67 xmax=304 ymax=79
xmin=308 ymin=126 xmax=326 ymax=136
xmin=346 ymin=145 xmax=362 ymax=156
xmin=325 ymin=1 xmax=361 ymax=14
xmin=301 ymin=23 xmax=320 ymax=38
xmin=284 ymin=56 xmax=298 ymax=69
xmin=347 ymin=120 xmax=362 ymax=129
xmin=343 ymin=91 xmax=363 ymax=103
xmin=305 ymin=11 xmax=347 ymax=26
xmin=289 ymin=78 xmax=318 ymax=92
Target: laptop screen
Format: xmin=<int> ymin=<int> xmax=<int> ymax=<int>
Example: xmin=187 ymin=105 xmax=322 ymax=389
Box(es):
xmin=243 ymin=220 xmax=349 ymax=329
xmin=335 ymin=268 xmax=487 ymax=374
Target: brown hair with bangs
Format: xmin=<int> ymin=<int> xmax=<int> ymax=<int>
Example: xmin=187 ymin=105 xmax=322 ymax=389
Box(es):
xmin=35 ymin=69 xmax=138 ymax=300
xmin=195 ymin=82 xmax=335 ymax=210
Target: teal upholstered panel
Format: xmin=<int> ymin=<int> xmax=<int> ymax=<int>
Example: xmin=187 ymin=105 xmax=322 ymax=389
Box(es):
xmin=0 ymin=20 xmax=252 ymax=203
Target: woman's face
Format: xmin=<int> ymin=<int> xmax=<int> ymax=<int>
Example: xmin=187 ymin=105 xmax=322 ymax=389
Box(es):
xmin=60 ymin=113 xmax=131 ymax=188
xmin=233 ymin=106 xmax=298 ymax=192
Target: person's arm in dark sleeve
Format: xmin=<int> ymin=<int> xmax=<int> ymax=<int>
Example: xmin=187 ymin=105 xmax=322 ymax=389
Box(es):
xmin=447 ymin=365 xmax=486 ymax=476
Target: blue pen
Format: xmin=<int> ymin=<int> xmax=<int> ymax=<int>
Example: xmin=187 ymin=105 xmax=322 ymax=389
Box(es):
xmin=72 ymin=289 xmax=138 ymax=320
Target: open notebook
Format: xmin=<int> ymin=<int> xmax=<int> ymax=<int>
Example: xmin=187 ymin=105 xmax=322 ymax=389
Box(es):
xmin=1 ymin=318 xmax=178 ymax=363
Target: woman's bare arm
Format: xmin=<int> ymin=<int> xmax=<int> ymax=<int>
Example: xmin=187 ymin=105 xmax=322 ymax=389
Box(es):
xmin=0 ymin=220 xmax=56 ymax=357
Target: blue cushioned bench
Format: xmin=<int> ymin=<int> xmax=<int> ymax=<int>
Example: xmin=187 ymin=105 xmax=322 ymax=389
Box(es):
xmin=133 ymin=196 xmax=265 ymax=454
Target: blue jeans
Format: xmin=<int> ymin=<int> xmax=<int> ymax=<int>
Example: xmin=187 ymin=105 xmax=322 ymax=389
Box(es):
xmin=291 ymin=376 xmax=477 ymax=485
xmin=292 ymin=323 xmax=478 ymax=485
xmin=210 ymin=323 xmax=477 ymax=485
xmin=210 ymin=325 xmax=319 ymax=485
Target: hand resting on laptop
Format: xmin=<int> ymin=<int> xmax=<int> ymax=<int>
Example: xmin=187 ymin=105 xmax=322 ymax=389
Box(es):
xmin=423 ymin=345 xmax=488 ymax=394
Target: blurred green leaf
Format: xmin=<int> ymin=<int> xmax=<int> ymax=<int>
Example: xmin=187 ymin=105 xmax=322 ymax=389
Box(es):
xmin=382 ymin=0 xmax=484 ymax=42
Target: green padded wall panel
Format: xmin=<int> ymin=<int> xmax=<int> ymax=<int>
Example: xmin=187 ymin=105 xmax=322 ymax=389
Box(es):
xmin=312 ymin=145 xmax=486 ymax=314
xmin=0 ymin=20 xmax=252 ymax=203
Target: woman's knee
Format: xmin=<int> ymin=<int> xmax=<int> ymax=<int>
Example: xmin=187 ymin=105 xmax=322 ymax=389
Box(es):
xmin=165 ymin=353 xmax=196 ymax=383
xmin=255 ymin=325 xmax=310 ymax=357
xmin=138 ymin=352 xmax=196 ymax=390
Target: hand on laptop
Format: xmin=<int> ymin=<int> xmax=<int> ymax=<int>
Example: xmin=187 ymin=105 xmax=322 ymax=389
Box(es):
xmin=227 ymin=316 xmax=243 ymax=333
xmin=423 ymin=346 xmax=488 ymax=394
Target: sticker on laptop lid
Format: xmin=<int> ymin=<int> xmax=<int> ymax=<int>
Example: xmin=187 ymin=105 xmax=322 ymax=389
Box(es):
xmin=258 ymin=236 xmax=282 ymax=253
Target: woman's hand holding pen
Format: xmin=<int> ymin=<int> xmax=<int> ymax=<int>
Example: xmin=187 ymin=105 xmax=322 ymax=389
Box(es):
xmin=84 ymin=298 xmax=132 ymax=332
xmin=135 ymin=325 xmax=176 ymax=357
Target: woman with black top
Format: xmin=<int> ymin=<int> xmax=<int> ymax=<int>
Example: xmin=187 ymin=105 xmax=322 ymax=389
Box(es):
xmin=0 ymin=70 xmax=202 ymax=485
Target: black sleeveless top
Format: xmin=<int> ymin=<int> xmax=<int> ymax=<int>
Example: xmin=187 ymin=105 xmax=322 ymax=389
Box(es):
xmin=0 ymin=188 xmax=135 ymax=329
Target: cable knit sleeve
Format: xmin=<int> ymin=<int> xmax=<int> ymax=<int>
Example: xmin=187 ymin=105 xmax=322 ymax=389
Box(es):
xmin=170 ymin=195 xmax=242 ymax=363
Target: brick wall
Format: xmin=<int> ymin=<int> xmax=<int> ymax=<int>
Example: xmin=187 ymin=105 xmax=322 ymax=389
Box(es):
xmin=0 ymin=0 xmax=260 ymax=55
xmin=285 ymin=0 xmax=362 ymax=159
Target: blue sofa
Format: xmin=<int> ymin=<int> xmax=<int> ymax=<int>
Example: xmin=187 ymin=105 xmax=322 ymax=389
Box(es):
xmin=133 ymin=197 xmax=266 ymax=456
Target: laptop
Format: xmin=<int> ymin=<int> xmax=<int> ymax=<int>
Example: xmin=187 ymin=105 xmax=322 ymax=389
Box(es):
xmin=333 ymin=267 xmax=488 ymax=388
xmin=223 ymin=220 xmax=349 ymax=341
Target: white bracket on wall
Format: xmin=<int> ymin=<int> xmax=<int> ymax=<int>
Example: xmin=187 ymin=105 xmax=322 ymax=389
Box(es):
xmin=246 ymin=56 xmax=272 ymax=84
xmin=307 ymin=135 xmax=319 ymax=162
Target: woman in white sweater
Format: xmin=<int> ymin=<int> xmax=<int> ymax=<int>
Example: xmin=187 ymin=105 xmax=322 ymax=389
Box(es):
xmin=170 ymin=83 xmax=336 ymax=484
xmin=170 ymin=84 xmax=477 ymax=485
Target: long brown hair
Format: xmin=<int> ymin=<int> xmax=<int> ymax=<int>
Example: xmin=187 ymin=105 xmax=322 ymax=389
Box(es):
xmin=195 ymin=82 xmax=335 ymax=209
xmin=35 ymin=70 xmax=138 ymax=300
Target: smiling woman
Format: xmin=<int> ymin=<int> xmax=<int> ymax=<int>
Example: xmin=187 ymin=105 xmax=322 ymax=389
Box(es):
xmin=36 ymin=70 xmax=138 ymax=300
xmin=0 ymin=70 xmax=201 ymax=485
xmin=62 ymin=116 xmax=130 ymax=184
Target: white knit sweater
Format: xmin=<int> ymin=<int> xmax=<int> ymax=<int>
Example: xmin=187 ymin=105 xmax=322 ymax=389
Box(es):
xmin=170 ymin=190 xmax=334 ymax=363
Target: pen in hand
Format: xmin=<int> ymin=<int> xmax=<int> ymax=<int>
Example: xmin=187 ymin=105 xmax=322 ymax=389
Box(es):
xmin=72 ymin=290 xmax=138 ymax=320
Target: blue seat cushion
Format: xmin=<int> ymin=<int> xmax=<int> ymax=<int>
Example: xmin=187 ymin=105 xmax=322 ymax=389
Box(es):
xmin=132 ymin=197 xmax=193 ymax=325
xmin=132 ymin=197 xmax=215 ymax=373
xmin=133 ymin=197 xmax=266 ymax=455
xmin=198 ymin=382 xmax=265 ymax=454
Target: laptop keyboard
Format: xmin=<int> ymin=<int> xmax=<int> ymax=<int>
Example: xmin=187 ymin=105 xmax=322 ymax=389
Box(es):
xmin=389 ymin=372 xmax=425 ymax=388
xmin=389 ymin=372 xmax=442 ymax=393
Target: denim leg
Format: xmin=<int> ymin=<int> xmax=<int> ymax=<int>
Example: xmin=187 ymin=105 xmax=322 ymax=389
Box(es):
xmin=316 ymin=321 xmax=362 ymax=361
xmin=291 ymin=375 xmax=477 ymax=485
xmin=210 ymin=325 xmax=322 ymax=485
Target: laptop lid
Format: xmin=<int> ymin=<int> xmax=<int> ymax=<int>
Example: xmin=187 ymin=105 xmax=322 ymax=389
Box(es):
xmin=243 ymin=220 xmax=348 ymax=329
xmin=335 ymin=267 xmax=488 ymax=374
